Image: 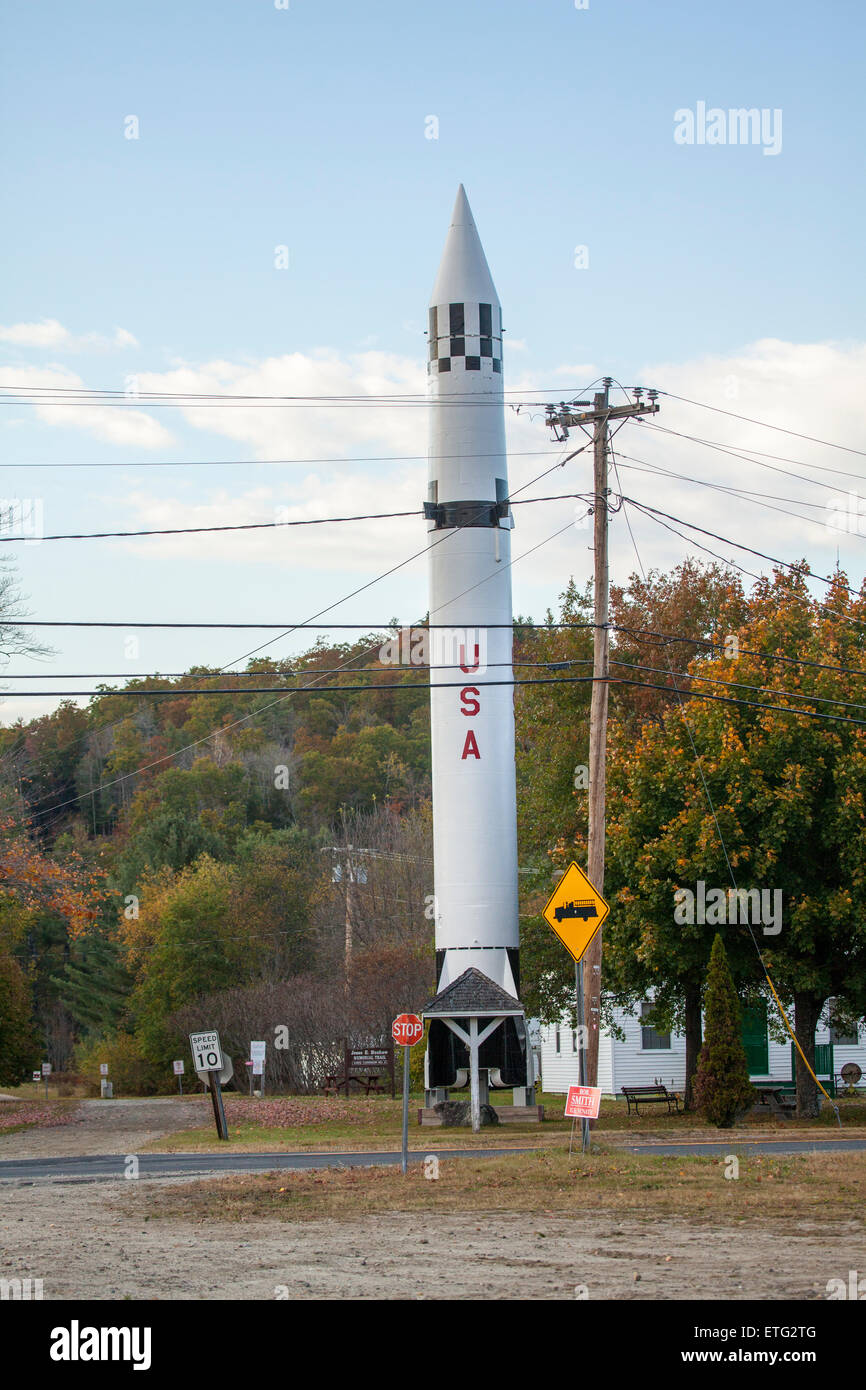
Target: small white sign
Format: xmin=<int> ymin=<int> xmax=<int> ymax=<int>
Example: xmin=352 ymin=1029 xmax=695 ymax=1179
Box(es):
xmin=41 ymin=1062 xmax=52 ymax=1076
xmin=100 ymin=1063 xmax=109 ymax=1076
xmin=189 ymin=1030 xmax=223 ymax=1073
xmin=250 ymin=1040 xmax=266 ymax=1061
xmin=173 ymin=1059 xmax=185 ymax=1075
xmin=32 ymin=1071 xmax=40 ymax=1083
xmin=252 ymin=1060 xmax=264 ymax=1076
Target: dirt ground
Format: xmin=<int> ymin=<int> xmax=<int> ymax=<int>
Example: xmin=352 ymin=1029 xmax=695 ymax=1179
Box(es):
xmin=0 ymin=1097 xmax=207 ymax=1159
xmin=0 ymin=1177 xmax=860 ymax=1300
xmin=0 ymin=1099 xmax=861 ymax=1300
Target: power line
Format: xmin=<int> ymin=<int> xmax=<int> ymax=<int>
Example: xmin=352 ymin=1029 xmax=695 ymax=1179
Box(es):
xmin=5 ymin=673 xmax=866 ymax=728
xmin=640 ymin=420 xmax=864 ymax=491
xmin=0 ymin=449 xmax=559 ymax=470
xmin=221 ymin=452 xmax=589 ymax=671
xmin=0 ymin=382 xmax=590 ymax=401
xmin=8 ymin=651 xmax=866 ymax=715
xmin=623 ymin=495 xmax=866 ymax=605
xmin=655 ymin=390 xmax=866 ymax=459
xmin=0 ymin=490 xmax=580 ymax=545
xmin=16 ymin=454 xmax=589 ymax=816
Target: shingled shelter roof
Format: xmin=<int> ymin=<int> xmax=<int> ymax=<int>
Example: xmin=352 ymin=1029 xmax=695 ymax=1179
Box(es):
xmin=422 ymin=967 xmax=522 ymax=1018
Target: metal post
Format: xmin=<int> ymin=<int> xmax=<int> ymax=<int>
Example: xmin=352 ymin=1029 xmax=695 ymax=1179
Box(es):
xmin=209 ymin=1071 xmax=229 ymax=1141
xmin=576 ymin=966 xmax=589 ymax=1153
xmin=401 ymin=1044 xmax=410 ymax=1174
xmin=469 ymin=1017 xmax=481 ymax=1133
xmin=178 ymin=1073 xmax=183 ymax=1096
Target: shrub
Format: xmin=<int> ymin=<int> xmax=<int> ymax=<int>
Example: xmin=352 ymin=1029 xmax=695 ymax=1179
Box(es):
xmin=692 ymin=934 xmax=755 ymax=1127
xmin=74 ymin=1032 xmax=167 ymax=1097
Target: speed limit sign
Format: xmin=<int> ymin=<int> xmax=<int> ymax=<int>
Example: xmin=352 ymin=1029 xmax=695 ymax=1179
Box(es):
xmin=189 ymin=1030 xmax=224 ymax=1073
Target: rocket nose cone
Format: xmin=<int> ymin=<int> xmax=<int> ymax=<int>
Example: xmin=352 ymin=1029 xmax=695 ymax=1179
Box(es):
xmin=430 ymin=185 xmax=500 ymax=308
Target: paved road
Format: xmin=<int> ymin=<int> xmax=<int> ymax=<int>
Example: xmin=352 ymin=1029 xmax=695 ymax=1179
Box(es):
xmin=3 ymin=1137 xmax=865 ymax=1183
xmin=0 ymin=1147 xmax=536 ymax=1184
xmin=625 ymin=1139 xmax=866 ymax=1156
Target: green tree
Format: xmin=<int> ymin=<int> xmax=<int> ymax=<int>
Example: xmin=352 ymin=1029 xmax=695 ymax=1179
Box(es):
xmin=0 ymin=949 xmax=39 ymax=1084
xmin=605 ymin=566 xmax=866 ymax=1115
xmin=693 ymin=935 xmax=755 ymax=1127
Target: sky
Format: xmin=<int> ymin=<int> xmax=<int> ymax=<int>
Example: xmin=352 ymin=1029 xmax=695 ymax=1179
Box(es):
xmin=2 ymin=0 xmax=865 ymax=722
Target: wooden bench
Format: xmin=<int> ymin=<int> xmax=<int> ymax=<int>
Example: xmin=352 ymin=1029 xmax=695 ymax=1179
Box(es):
xmin=621 ymin=1084 xmax=682 ymax=1116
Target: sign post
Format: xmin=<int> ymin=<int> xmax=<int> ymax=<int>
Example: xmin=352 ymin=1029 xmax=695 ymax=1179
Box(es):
xmin=392 ymin=1014 xmax=423 ymax=1174
xmin=189 ymin=1031 xmax=229 ymax=1141
xmin=250 ymin=1041 xmax=266 ymax=1097
xmin=564 ymin=1084 xmax=602 ymax=1156
xmin=41 ymin=1062 xmax=51 ymax=1099
xmin=172 ymin=1059 xmax=185 ymax=1095
xmin=542 ymin=861 xmax=610 ymax=1152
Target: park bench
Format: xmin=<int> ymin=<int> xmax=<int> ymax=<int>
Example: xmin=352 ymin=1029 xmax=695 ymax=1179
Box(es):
xmin=621 ymin=1083 xmax=682 ymax=1116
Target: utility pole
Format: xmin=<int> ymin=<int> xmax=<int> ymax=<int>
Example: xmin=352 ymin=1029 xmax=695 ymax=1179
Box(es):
xmin=321 ymin=846 xmax=368 ymax=978
xmin=546 ymin=380 xmax=659 ymax=1091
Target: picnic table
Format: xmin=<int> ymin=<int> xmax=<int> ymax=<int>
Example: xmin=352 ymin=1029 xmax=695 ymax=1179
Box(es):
xmin=323 ymin=1071 xmax=387 ymax=1097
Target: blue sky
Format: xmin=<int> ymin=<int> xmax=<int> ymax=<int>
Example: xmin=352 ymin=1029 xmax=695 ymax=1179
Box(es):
xmin=2 ymin=0 xmax=865 ymax=719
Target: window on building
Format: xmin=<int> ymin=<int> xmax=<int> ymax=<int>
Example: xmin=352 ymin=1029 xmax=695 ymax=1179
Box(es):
xmin=555 ymin=1026 xmax=561 ymax=1055
xmin=640 ymin=1002 xmax=671 ymax=1051
xmin=828 ymin=999 xmax=860 ymax=1046
xmin=572 ymin=1030 xmax=578 ymax=1053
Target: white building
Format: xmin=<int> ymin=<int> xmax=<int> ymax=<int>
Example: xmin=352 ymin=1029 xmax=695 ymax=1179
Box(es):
xmin=539 ymin=998 xmax=866 ymax=1097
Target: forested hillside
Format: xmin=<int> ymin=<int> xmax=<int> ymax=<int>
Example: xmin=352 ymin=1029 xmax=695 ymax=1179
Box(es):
xmin=2 ymin=560 xmax=865 ymax=1108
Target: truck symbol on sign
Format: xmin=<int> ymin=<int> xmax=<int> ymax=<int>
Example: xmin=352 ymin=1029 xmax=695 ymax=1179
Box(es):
xmin=554 ymin=900 xmax=598 ymax=923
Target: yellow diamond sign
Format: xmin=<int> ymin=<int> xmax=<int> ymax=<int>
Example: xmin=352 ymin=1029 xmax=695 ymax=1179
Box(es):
xmin=542 ymin=861 xmax=610 ymax=963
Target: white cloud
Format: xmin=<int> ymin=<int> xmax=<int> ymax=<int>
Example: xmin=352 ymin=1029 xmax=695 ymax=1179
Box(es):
xmin=0 ymin=320 xmax=138 ymax=351
xmin=0 ymin=365 xmax=172 ymax=449
xmin=553 ymin=363 xmax=598 ymax=378
xmin=0 ymin=319 xmax=70 ymax=348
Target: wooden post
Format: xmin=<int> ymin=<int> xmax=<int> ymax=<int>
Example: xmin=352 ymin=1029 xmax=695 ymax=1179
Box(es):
xmin=542 ymin=384 xmax=659 ymax=1091
xmin=584 ymin=385 xmax=610 ymax=1091
xmin=469 ymin=1017 xmax=481 ymax=1133
xmin=208 ymin=1071 xmax=229 ymax=1141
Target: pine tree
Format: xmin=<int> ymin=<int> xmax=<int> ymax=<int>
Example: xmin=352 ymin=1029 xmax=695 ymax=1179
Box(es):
xmin=51 ymin=930 xmax=131 ymax=1037
xmin=692 ymin=934 xmax=755 ymax=1127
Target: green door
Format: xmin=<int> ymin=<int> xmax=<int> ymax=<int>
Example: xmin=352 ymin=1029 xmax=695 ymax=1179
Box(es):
xmin=741 ymin=1004 xmax=769 ymax=1075
xmin=791 ymin=1042 xmax=834 ymax=1083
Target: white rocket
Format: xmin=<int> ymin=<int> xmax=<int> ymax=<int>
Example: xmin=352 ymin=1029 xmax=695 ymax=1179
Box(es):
xmin=425 ymin=185 xmax=520 ymax=1002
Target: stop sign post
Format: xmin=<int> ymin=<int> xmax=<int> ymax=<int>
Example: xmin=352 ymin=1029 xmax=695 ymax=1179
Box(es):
xmin=393 ymin=1014 xmax=423 ymax=1174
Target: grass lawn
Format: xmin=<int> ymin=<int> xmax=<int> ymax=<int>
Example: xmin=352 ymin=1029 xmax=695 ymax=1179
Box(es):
xmin=142 ymin=1090 xmax=866 ymax=1153
xmin=133 ymin=1145 xmax=866 ymax=1227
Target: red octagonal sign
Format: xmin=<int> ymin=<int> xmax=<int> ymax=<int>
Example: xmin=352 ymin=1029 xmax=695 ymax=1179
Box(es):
xmin=392 ymin=1013 xmax=423 ymax=1047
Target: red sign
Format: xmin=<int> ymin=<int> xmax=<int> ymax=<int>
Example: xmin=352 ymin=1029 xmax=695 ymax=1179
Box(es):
xmin=564 ymin=1084 xmax=602 ymax=1120
xmin=392 ymin=1013 xmax=423 ymax=1047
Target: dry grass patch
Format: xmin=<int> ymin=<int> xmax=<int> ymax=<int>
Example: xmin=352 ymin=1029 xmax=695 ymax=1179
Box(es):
xmin=131 ymin=1147 xmax=866 ymax=1230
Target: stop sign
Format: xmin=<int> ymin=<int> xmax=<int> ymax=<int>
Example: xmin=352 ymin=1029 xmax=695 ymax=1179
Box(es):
xmin=392 ymin=1013 xmax=423 ymax=1046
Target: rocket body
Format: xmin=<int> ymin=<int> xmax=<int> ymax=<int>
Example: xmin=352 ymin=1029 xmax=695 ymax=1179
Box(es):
xmin=426 ymin=186 xmax=520 ymax=1001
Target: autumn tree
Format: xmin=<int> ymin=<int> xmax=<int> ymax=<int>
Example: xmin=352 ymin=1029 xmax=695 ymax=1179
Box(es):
xmin=605 ymin=566 xmax=866 ymax=1115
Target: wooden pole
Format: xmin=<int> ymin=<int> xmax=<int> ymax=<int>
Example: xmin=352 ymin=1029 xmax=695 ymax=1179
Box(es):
xmin=543 ymin=385 xmax=659 ymax=1096
xmin=584 ymin=384 xmax=610 ymax=1091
